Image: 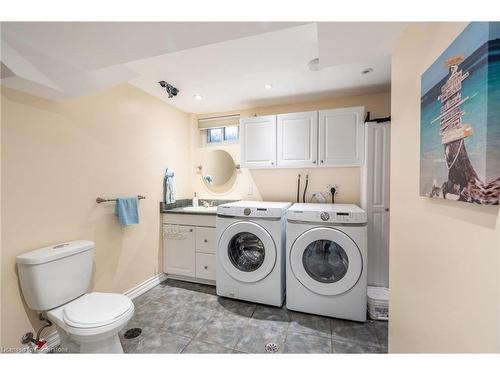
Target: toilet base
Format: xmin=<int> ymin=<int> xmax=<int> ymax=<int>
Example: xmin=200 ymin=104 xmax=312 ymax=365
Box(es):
xmin=57 ymin=327 xmax=124 ymax=353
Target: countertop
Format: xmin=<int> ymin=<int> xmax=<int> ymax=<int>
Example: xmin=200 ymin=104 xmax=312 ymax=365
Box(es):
xmin=160 ymin=199 xmax=235 ymax=216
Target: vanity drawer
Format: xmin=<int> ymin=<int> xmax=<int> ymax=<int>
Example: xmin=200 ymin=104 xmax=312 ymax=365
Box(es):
xmin=196 ymin=227 xmax=216 ymax=254
xmin=196 ymin=253 xmax=216 ymax=280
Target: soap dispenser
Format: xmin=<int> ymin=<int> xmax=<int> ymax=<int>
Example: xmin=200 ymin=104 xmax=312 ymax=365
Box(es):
xmin=192 ymin=192 xmax=199 ymax=207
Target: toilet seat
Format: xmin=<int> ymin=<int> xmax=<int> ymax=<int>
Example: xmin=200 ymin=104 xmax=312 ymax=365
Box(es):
xmin=63 ymin=292 xmax=133 ymax=329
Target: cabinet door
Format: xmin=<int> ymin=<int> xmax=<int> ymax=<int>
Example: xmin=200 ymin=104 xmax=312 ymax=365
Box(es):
xmin=277 ymin=111 xmax=318 ymax=167
xmin=318 ymin=107 xmax=365 ymax=166
xmin=163 ymin=225 xmax=196 ymax=277
xmin=240 ymin=115 xmax=277 ymax=168
xmin=195 ymin=227 xmax=215 ymax=254
xmin=195 ymin=253 xmax=216 ymax=281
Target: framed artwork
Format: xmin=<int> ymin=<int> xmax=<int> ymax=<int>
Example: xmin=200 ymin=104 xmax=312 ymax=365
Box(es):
xmin=420 ymin=22 xmax=500 ymax=205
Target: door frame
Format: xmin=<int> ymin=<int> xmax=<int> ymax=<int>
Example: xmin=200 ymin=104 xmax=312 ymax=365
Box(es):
xmin=360 ymin=121 xmax=390 ymax=287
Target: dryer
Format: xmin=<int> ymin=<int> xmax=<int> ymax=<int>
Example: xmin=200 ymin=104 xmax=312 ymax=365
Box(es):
xmin=286 ymin=203 xmax=368 ymax=322
xmin=216 ymin=201 xmax=292 ymax=307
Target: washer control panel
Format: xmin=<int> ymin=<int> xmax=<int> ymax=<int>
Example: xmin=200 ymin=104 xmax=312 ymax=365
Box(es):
xmin=217 ymin=202 xmax=292 ymax=218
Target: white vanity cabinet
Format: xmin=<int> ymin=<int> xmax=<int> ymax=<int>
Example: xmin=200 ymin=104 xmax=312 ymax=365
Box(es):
xmin=318 ymin=106 xmax=365 ymax=167
xmin=240 ymin=106 xmax=365 ymax=169
xmin=240 ymin=115 xmax=277 ymax=168
xmin=277 ymin=111 xmax=318 ymax=167
xmin=162 ymin=213 xmax=216 ymax=284
xmin=163 ymin=224 xmax=196 ymax=277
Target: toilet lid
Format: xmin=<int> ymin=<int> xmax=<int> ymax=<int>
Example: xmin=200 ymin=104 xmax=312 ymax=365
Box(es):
xmin=63 ymin=292 xmax=133 ymax=328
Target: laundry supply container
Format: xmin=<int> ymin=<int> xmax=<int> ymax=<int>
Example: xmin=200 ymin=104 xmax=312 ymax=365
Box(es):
xmin=367 ymin=286 xmax=389 ymax=320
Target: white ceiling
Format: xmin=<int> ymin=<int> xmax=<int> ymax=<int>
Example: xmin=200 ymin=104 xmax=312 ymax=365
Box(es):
xmin=0 ymin=22 xmax=406 ymax=114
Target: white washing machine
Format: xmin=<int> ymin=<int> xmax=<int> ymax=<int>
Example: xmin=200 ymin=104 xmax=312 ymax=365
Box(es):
xmin=286 ymin=203 xmax=368 ymax=322
xmin=216 ymin=201 xmax=292 ymax=307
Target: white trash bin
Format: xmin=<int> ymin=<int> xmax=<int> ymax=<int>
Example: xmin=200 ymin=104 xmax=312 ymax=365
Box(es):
xmin=367 ymin=286 xmax=389 ymax=320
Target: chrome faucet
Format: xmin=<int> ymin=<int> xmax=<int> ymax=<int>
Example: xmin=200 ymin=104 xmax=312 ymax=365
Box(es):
xmin=200 ymin=200 xmax=215 ymax=208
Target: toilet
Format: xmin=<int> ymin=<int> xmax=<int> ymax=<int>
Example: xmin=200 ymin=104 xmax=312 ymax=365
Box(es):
xmin=16 ymin=240 xmax=134 ymax=353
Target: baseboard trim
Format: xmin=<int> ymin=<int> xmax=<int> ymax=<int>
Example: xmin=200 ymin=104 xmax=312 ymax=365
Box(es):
xmin=124 ymin=273 xmax=168 ymax=300
xmin=165 ymin=274 xmax=215 ymax=286
xmin=39 ymin=273 xmax=167 ymax=353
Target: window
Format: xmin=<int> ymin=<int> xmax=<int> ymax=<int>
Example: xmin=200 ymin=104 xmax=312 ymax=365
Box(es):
xmin=207 ymin=125 xmax=239 ymax=143
xmin=207 ymin=128 xmax=223 ymax=143
xmin=224 ymin=126 xmax=239 ymax=141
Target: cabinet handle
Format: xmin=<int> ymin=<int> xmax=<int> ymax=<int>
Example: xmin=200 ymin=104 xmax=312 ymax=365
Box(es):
xmin=204 ymin=239 xmax=208 ymax=243
xmin=204 ymin=266 xmax=208 ymax=270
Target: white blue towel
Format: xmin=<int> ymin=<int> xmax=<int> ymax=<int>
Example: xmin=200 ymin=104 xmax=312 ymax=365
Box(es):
xmin=115 ymin=197 xmax=139 ymax=226
xmin=164 ymin=168 xmax=176 ymax=204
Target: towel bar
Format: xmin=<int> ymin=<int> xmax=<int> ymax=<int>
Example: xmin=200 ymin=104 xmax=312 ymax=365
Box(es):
xmin=96 ymin=195 xmax=146 ymax=204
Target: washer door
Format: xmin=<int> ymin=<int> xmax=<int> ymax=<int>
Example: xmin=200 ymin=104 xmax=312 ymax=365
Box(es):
xmin=290 ymin=227 xmax=362 ymax=296
xmin=219 ymin=221 xmax=277 ymax=283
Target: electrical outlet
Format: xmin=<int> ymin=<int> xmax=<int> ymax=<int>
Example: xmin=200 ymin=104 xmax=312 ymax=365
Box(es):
xmin=326 ymin=184 xmax=338 ymax=196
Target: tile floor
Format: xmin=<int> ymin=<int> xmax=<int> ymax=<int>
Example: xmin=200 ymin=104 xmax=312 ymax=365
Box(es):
xmin=118 ymin=279 xmax=388 ymax=354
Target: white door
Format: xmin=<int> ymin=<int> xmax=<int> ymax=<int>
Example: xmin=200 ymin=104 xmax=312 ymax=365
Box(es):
xmin=163 ymin=225 xmax=196 ymax=277
xmin=277 ymin=111 xmax=318 ymax=167
xmin=218 ymin=221 xmax=277 ymax=283
xmin=289 ymin=227 xmax=363 ymax=296
xmin=240 ymin=115 xmax=277 ymax=168
xmin=318 ymin=107 xmax=365 ymax=166
xmin=362 ymin=121 xmax=390 ymax=287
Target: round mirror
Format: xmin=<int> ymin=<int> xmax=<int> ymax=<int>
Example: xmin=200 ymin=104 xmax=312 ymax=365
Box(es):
xmin=199 ymin=150 xmax=237 ymax=194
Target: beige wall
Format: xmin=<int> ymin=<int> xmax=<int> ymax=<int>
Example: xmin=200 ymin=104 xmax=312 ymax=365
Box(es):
xmin=390 ymin=23 xmax=500 ymax=352
xmin=0 ymin=84 xmax=191 ymax=348
xmin=191 ymin=91 xmax=391 ymax=204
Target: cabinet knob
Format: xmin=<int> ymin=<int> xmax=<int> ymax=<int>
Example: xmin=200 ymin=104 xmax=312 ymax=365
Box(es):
xmin=189 ymin=229 xmax=193 ymax=232
xmin=320 ymin=160 xmax=324 ymax=164
xmin=204 ymin=266 xmax=208 ymax=270
xmin=204 ymin=239 xmax=208 ymax=243
xmin=270 ymin=161 xmax=274 ymax=165
xmin=312 ymin=160 xmax=317 ymax=164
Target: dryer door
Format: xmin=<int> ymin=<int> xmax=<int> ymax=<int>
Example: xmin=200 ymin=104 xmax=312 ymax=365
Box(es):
xmin=289 ymin=227 xmax=362 ymax=296
xmin=218 ymin=221 xmax=277 ymax=283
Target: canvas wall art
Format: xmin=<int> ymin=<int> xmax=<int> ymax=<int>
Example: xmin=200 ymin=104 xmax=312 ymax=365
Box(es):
xmin=420 ymin=22 xmax=500 ymax=205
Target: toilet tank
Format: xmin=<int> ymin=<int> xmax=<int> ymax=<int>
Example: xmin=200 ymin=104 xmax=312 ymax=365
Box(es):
xmin=16 ymin=240 xmax=94 ymax=311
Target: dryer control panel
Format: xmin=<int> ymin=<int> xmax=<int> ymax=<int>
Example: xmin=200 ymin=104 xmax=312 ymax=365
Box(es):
xmin=287 ymin=203 xmax=367 ymax=224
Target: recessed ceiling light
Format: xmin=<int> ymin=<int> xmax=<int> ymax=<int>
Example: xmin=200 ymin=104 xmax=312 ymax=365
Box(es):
xmin=361 ymin=68 xmax=374 ymax=75
xmin=194 ymin=94 xmax=203 ymax=100
xmin=264 ymin=84 xmax=272 ymax=90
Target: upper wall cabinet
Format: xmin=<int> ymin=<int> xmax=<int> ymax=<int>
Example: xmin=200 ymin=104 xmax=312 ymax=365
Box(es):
xmin=240 ymin=115 xmax=277 ymax=168
xmin=318 ymin=106 xmax=365 ymax=167
xmin=277 ymin=111 xmax=318 ymax=167
xmin=240 ymin=106 xmax=365 ymax=169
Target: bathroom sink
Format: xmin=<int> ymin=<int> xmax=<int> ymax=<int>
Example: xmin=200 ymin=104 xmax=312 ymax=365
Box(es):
xmin=181 ymin=206 xmax=218 ymax=213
